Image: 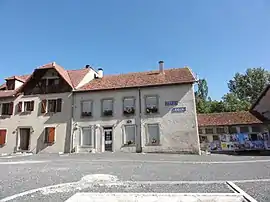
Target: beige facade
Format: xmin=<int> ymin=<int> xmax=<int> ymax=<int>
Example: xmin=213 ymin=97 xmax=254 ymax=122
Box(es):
xmin=72 ymin=84 xmax=200 ymax=154
xmin=0 ymin=93 xmax=72 ymax=154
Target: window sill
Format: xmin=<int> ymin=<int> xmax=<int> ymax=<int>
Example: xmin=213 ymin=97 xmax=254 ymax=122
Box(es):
xmin=122 ymin=144 xmax=135 ymax=147
xmin=145 ymin=144 xmax=161 ymax=147
xmin=102 ymin=115 xmax=113 ymax=117
xmin=79 ymin=145 xmax=94 ymax=148
xmin=81 ymin=116 xmax=93 ymax=119
xmin=44 ymin=142 xmax=55 ymax=145
xmin=19 ymin=111 xmax=32 ymax=115
xmin=123 ymin=113 xmax=135 ymax=117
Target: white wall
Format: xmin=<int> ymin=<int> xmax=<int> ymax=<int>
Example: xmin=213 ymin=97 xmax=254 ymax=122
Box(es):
xmin=76 ymin=69 xmax=97 ymax=89
xmin=253 ymin=89 xmax=270 ymax=120
xmin=0 ymin=93 xmax=72 ymax=154
xmin=72 ymin=84 xmax=200 ymax=154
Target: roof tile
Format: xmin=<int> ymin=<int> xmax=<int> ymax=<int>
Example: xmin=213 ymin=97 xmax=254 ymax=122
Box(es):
xmin=197 ymin=111 xmax=262 ymax=127
xmin=78 ymin=67 xmax=195 ymax=91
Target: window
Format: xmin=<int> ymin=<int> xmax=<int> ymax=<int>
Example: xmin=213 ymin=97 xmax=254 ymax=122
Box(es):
xmin=239 ymin=126 xmax=249 ymax=133
xmin=102 ymin=99 xmax=113 ymax=116
xmin=41 ymin=99 xmax=62 ymax=113
xmin=45 ymin=127 xmax=55 ymax=144
xmin=229 ymin=126 xmax=237 ymax=134
xmin=250 ymin=133 xmax=258 ymax=141
xmin=81 ymin=101 xmax=92 ymax=117
xmin=24 ymin=101 xmax=34 ymax=112
xmin=213 ymin=135 xmax=219 ymax=141
xmin=124 ymin=125 xmax=136 ymax=145
xmin=145 ymin=95 xmax=158 ymax=114
xmin=205 ymin=128 xmax=214 ymax=134
xmin=80 ymin=127 xmax=92 ymax=146
xmin=123 ymin=97 xmax=135 ymax=115
xmin=147 ymin=124 xmax=160 ymax=145
xmin=199 ymin=136 xmax=208 ymax=143
xmin=198 ymin=128 xmax=203 ymax=134
xmin=1 ymin=102 xmax=13 ymax=115
xmin=0 ymin=129 xmax=7 ymax=145
xmin=252 ymin=125 xmax=261 ymax=133
xmin=216 ymin=127 xmax=225 ymax=134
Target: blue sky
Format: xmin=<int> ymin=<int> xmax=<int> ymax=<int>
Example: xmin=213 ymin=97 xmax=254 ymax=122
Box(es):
xmin=0 ymin=0 xmax=270 ymax=100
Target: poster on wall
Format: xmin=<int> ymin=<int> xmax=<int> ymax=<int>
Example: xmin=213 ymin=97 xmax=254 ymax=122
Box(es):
xmin=263 ymin=133 xmax=270 ymax=150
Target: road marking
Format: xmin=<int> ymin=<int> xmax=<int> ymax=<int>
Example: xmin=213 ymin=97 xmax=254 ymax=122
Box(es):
xmin=0 ymin=173 xmax=269 ymax=201
xmin=227 ymin=181 xmax=258 ymax=202
xmin=65 ymin=193 xmax=245 ymax=202
xmin=0 ymin=160 xmax=46 ymax=165
xmin=87 ymin=159 xmax=270 ymax=164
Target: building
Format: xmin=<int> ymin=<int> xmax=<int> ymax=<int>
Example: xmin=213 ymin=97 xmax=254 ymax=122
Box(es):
xmin=197 ymin=111 xmax=270 ymax=151
xmin=71 ymin=61 xmax=200 ymax=154
xmin=0 ymin=62 xmax=96 ymax=154
xmin=250 ymin=84 xmax=270 ymax=122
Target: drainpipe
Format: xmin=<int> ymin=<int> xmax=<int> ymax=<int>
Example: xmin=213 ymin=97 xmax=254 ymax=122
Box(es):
xmin=70 ymin=91 xmax=75 ymax=153
xmin=136 ymin=88 xmax=142 ymax=153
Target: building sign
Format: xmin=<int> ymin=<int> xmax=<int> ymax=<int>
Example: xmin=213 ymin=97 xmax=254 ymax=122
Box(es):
xmin=171 ymin=107 xmax=186 ymax=113
xmin=165 ymin=101 xmax=179 ymax=106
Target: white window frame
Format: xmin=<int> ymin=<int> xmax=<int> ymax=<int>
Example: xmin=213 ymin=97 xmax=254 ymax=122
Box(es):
xmin=80 ymin=126 xmax=94 ymax=147
xmin=145 ymin=95 xmax=159 ymax=114
xmin=205 ymin=127 xmax=214 ymax=134
xmin=123 ymin=97 xmax=135 ymax=116
xmin=81 ymin=100 xmax=93 ymax=117
xmin=23 ymin=101 xmax=34 ymax=112
xmin=146 ymin=123 xmax=160 ymax=146
xmin=123 ymin=124 xmax=136 ymax=146
xmin=101 ymin=98 xmax=114 ymax=116
xmin=45 ymin=99 xmax=62 ymax=113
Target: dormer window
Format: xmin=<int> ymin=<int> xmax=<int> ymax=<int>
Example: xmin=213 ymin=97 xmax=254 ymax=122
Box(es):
xmin=6 ymin=80 xmax=15 ymax=90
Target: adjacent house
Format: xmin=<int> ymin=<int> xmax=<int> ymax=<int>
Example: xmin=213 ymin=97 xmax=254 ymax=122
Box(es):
xmin=250 ymin=84 xmax=270 ymax=122
xmin=0 ymin=62 xmax=96 ymax=154
xmin=71 ymin=61 xmax=200 ymax=154
xmin=197 ymin=111 xmax=269 ymax=151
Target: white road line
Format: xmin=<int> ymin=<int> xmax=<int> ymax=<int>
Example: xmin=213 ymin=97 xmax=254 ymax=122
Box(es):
xmin=65 ymin=193 xmax=245 ymax=202
xmin=89 ymin=159 xmax=270 ymax=164
xmin=227 ymin=181 xmax=258 ymax=202
xmin=0 ymin=173 xmax=269 ymax=202
xmin=0 ymin=161 xmax=46 ymax=165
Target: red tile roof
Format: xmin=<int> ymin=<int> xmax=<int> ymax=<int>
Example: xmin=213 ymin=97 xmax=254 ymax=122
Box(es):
xmin=78 ymin=67 xmax=195 ymax=91
xmin=197 ymin=111 xmax=262 ymax=127
xmin=0 ymin=62 xmax=90 ymax=98
xmin=68 ymin=68 xmax=90 ymax=87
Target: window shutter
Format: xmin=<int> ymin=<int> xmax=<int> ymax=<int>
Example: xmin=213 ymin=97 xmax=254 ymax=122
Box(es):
xmin=56 ymin=99 xmax=62 ymax=112
xmin=48 ymin=127 xmax=55 ymax=143
xmin=41 ymin=100 xmax=47 ymax=113
xmin=17 ymin=102 xmax=22 ymax=113
xmin=9 ymin=102 xmax=14 ymax=115
xmin=0 ymin=130 xmax=7 ymax=145
xmin=30 ymin=101 xmax=35 ymax=111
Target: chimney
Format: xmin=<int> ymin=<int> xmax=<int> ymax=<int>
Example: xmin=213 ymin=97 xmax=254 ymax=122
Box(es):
xmin=97 ymin=68 xmax=103 ymax=78
xmin=158 ymin=61 xmax=164 ymax=74
xmin=85 ymin=65 xmax=90 ymax=69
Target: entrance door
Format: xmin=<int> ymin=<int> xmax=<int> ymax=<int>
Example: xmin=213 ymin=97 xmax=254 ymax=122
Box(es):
xmin=19 ymin=128 xmax=31 ymax=151
xmin=104 ymin=127 xmax=113 ymax=151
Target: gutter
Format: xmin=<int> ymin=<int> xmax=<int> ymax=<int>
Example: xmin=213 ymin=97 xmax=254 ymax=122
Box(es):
xmin=136 ymin=87 xmax=142 ymax=153
xmin=70 ymin=91 xmax=75 ymax=153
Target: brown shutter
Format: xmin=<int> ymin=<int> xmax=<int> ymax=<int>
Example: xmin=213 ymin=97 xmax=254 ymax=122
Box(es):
xmin=48 ymin=127 xmax=55 ymax=143
xmin=30 ymin=101 xmax=35 ymax=111
xmin=9 ymin=102 xmax=14 ymax=115
xmin=0 ymin=130 xmax=7 ymax=145
xmin=17 ymin=102 xmax=22 ymax=113
xmin=56 ymin=99 xmax=62 ymax=112
xmin=41 ymin=100 xmax=47 ymax=113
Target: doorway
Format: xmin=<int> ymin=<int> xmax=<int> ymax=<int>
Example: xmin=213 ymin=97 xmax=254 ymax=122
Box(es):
xmin=104 ymin=127 xmax=113 ymax=151
xmin=19 ymin=128 xmax=31 ymax=151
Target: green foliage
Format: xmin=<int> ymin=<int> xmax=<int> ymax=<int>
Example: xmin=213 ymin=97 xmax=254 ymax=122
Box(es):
xmin=195 ymin=67 xmax=269 ymax=113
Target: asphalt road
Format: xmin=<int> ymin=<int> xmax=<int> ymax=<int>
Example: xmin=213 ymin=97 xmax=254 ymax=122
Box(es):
xmin=0 ymin=152 xmax=269 ymax=202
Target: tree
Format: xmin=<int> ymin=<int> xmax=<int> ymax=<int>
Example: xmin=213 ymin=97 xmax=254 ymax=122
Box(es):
xmin=222 ymin=93 xmax=250 ymax=112
xmin=195 ymin=79 xmax=210 ymax=113
xmin=228 ymin=67 xmax=270 ymax=104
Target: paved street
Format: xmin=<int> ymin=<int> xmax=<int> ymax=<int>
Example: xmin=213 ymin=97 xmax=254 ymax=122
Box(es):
xmin=0 ymin=153 xmax=269 ymax=201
